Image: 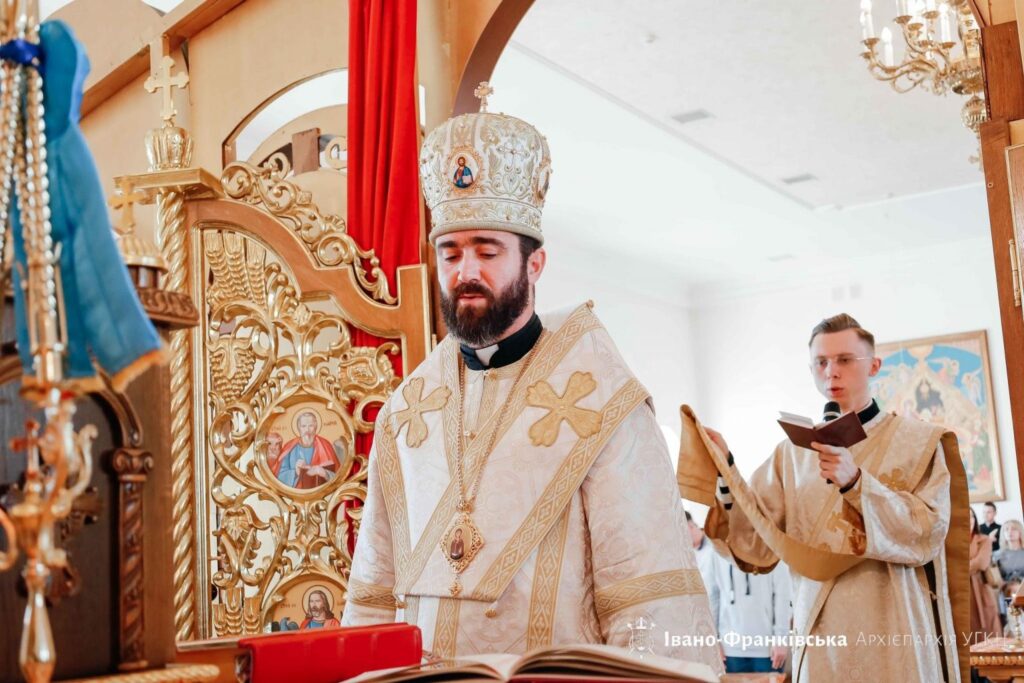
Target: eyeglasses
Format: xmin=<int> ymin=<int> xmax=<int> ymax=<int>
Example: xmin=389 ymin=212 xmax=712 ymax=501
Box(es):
xmin=810 ymin=355 xmax=874 ymax=373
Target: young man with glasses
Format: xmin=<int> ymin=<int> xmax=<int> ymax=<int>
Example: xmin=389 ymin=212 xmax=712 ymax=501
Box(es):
xmin=703 ymin=314 xmax=968 ymax=683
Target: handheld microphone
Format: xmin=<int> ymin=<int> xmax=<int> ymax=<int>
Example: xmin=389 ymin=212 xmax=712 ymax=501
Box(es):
xmin=821 ymin=401 xmax=842 ymax=485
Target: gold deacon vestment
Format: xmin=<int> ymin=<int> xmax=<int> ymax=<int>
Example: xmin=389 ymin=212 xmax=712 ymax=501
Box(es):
xmin=343 ymin=303 xmax=722 ymax=673
xmin=689 ymin=407 xmax=968 ymax=683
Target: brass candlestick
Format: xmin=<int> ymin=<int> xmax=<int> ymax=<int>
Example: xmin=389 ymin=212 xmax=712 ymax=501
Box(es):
xmin=0 ymin=1 xmax=98 ymax=681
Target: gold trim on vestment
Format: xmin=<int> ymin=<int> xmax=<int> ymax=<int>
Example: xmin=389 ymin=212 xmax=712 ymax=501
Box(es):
xmin=373 ymin=418 xmax=414 ymax=581
xmin=526 ymin=506 xmax=572 ymax=649
xmin=470 ymin=378 xmax=649 ymax=601
xmin=440 ymin=339 xmax=461 ymax=476
xmin=683 ymin=406 xmax=930 ymax=582
xmin=805 ymin=414 xmax=900 ymax=547
xmin=391 ymin=377 xmax=450 ymax=449
xmin=526 ymin=372 xmax=603 ymax=447
xmin=392 ymin=304 xmax=602 ymax=595
xmin=432 ymin=597 xmax=461 ymax=658
xmin=594 ymin=569 xmax=706 ymax=620
xmin=680 ymin=406 xmax=969 ymax=683
xmin=347 ymin=577 xmax=398 ymax=611
xmin=941 ymin=431 xmax=971 ymax=683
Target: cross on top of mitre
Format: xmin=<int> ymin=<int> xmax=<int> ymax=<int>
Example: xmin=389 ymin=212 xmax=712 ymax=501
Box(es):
xmin=474 ymin=82 xmax=494 ymax=113
xmin=145 ymin=55 xmax=189 ymax=124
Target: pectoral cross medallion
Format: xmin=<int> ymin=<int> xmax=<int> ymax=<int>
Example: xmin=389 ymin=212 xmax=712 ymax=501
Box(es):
xmin=440 ymin=512 xmax=485 ymax=595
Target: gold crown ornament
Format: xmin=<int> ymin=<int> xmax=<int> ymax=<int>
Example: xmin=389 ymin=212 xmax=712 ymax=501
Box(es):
xmin=420 ymin=82 xmax=552 ymax=244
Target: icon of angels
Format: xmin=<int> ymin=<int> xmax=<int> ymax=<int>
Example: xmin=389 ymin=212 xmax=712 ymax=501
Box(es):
xmin=262 ymin=404 xmax=350 ymax=491
xmin=272 ymin=581 xmax=342 ymax=632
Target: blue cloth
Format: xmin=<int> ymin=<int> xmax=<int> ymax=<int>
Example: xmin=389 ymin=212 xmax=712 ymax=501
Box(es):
xmin=9 ymin=21 xmax=160 ymax=386
xmin=276 ymin=444 xmax=315 ymax=488
xmin=724 ymin=656 xmax=780 ymax=673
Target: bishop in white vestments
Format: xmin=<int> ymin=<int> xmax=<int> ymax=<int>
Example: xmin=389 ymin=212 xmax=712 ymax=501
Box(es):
xmin=342 ymin=87 xmax=722 ymax=674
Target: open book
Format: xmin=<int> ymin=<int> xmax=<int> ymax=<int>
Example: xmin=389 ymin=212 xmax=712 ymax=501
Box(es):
xmin=777 ymin=409 xmax=867 ymax=450
xmin=345 ymin=643 xmax=718 ymax=683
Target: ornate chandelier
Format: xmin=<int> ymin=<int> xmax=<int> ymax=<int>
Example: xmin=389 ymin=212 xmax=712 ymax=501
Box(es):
xmin=859 ymin=0 xmax=987 ymax=135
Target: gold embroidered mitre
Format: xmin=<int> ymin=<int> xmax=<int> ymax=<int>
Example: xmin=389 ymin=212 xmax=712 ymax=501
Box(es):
xmin=419 ymin=82 xmax=552 ymax=244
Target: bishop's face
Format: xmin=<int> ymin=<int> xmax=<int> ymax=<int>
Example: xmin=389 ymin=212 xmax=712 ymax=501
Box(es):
xmin=436 ymin=230 xmax=544 ymax=347
xmin=809 ymin=329 xmax=881 ymax=414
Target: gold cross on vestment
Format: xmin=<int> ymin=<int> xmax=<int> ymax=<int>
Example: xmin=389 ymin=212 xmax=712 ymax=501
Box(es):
xmin=474 ymin=81 xmax=494 ymax=112
xmin=108 ymin=177 xmax=148 ymax=234
xmin=526 ymin=372 xmax=603 ymax=447
xmin=392 ymin=377 xmax=451 ymax=448
xmin=145 ymin=55 xmax=189 ymax=123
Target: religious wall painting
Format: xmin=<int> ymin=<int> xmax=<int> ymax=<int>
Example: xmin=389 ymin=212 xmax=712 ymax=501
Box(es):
xmin=269 ymin=576 xmax=344 ymax=632
xmin=259 ymin=400 xmax=351 ymax=494
xmin=870 ymin=330 xmax=1003 ymax=502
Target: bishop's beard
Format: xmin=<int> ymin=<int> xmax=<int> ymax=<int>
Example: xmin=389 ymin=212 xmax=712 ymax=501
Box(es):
xmin=440 ymin=266 xmax=530 ymax=348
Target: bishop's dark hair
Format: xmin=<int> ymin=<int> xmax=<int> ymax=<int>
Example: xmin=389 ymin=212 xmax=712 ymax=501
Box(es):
xmin=808 ymin=313 xmax=876 ymax=350
xmin=517 ymin=234 xmax=541 ymax=263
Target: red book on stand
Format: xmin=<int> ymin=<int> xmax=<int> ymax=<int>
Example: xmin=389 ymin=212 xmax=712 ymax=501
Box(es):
xmin=237 ymin=623 xmax=422 ymax=683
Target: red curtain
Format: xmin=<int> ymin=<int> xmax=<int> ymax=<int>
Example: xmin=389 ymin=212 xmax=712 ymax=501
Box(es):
xmin=348 ymin=0 xmax=421 ymax=294
xmin=346 ymin=0 xmax=422 ymax=552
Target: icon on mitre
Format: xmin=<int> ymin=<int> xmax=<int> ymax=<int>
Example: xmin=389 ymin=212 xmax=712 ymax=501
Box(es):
xmin=451 ymin=155 xmax=475 ymax=188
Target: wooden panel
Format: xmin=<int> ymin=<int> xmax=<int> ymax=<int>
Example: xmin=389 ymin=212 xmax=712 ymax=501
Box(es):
xmin=290 ymin=128 xmax=322 ymax=175
xmin=0 ymin=388 xmax=120 ymax=680
xmin=983 ymin=22 xmax=1024 ymax=120
xmin=982 ymin=121 xmax=1024 ymax=505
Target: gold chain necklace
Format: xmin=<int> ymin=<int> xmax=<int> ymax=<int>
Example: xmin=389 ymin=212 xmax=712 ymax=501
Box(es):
xmin=441 ymin=336 xmax=542 ymax=596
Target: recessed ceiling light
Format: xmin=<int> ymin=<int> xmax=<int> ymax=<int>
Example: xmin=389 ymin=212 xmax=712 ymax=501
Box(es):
xmin=767 ymin=253 xmax=796 ymax=262
xmin=781 ymin=173 xmax=817 ymax=185
xmin=671 ymin=109 xmax=712 ymax=125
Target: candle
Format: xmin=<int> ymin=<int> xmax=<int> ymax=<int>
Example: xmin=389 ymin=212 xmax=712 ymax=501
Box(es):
xmin=939 ymin=3 xmax=952 ymax=41
xmin=924 ymin=0 xmax=936 ymax=10
xmin=861 ymin=7 xmax=876 ymax=39
xmin=897 ymin=0 xmax=909 ymax=16
xmin=881 ymin=27 xmax=895 ymax=66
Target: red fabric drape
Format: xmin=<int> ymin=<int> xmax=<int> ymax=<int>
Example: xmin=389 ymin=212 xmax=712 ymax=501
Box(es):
xmin=346 ymin=0 xmax=422 ymax=553
xmin=348 ymin=0 xmax=421 ymax=294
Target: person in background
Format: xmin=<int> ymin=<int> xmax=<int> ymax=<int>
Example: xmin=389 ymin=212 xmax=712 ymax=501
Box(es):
xmin=705 ymin=553 xmax=792 ymax=674
xmin=980 ymin=502 xmax=1002 ymax=552
xmin=970 ymin=507 xmax=1001 ymax=643
xmin=994 ymin=519 xmax=1024 ymax=626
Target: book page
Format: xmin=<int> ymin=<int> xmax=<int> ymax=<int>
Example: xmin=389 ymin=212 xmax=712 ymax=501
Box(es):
xmin=778 ymin=411 xmax=814 ymax=428
xmin=515 ymin=643 xmax=717 ymax=682
xmin=345 ymin=654 xmax=519 ymax=683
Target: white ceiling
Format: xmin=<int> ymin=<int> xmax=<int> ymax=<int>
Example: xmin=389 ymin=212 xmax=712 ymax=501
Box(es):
xmin=508 ymin=0 xmax=983 ymax=209
xmin=489 ymin=1 xmax=992 ymax=294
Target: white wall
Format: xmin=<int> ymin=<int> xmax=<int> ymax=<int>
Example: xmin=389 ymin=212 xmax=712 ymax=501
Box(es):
xmin=535 ymin=245 xmax=697 ymax=451
xmin=689 ymin=235 xmax=1021 ymax=524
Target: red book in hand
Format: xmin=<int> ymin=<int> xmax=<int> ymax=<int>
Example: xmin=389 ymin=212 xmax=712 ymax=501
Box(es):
xmin=237 ymin=623 xmax=422 ymax=683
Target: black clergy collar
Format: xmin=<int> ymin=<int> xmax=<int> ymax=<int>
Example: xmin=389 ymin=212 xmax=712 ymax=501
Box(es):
xmin=857 ymin=399 xmax=882 ymax=424
xmin=825 ymin=399 xmax=882 ymax=425
xmin=459 ymin=313 xmax=543 ymax=371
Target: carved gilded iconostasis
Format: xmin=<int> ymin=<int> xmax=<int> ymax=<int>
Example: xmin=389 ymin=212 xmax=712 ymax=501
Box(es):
xmin=0 ymin=0 xmax=496 ymax=677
